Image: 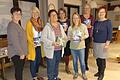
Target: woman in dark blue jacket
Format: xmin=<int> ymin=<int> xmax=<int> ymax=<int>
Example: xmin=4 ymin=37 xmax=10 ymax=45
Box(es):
xmin=93 ymin=6 xmax=112 ymax=80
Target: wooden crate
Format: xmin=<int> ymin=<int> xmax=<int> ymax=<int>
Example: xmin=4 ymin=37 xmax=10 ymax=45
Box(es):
xmin=0 ymin=38 xmax=12 ymax=69
xmin=0 ymin=38 xmax=8 ymax=48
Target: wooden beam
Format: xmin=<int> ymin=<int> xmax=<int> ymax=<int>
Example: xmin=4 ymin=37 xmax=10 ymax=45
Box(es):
xmin=13 ymin=0 xmax=19 ymax=7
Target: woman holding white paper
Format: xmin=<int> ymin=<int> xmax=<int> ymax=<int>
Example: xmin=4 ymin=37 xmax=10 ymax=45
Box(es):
xmin=68 ymin=12 xmax=89 ymax=80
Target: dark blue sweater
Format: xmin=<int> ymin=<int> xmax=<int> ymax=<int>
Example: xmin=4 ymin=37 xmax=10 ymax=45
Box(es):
xmin=93 ymin=19 xmax=112 ymax=43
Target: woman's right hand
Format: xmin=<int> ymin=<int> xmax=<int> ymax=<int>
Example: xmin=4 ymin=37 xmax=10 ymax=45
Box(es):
xmin=68 ymin=36 xmax=73 ymax=40
xmin=20 ymin=55 xmax=25 ymax=59
xmin=52 ymin=42 xmax=60 ymax=47
xmin=86 ymin=23 xmax=92 ymax=28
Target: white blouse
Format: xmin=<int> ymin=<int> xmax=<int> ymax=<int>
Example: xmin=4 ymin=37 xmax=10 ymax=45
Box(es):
xmin=32 ymin=26 xmax=41 ymax=47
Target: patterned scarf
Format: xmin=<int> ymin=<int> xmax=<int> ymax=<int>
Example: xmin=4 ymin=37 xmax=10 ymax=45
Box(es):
xmin=30 ymin=17 xmax=43 ymax=32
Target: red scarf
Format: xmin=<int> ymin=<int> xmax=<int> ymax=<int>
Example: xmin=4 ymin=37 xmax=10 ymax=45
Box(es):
xmin=30 ymin=17 xmax=43 ymax=32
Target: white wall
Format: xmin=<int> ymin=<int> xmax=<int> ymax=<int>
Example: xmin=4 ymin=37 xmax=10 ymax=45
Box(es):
xmin=108 ymin=11 xmax=120 ymax=27
xmin=19 ymin=1 xmax=36 ymax=29
xmin=95 ymin=0 xmax=107 ymax=7
xmin=64 ymin=0 xmax=81 ymax=6
xmin=0 ymin=0 xmax=13 ymax=35
xmin=48 ymin=0 xmax=58 ymax=10
xmin=108 ymin=1 xmax=120 ymax=6
xmin=48 ymin=0 xmax=81 ymax=10
xmin=106 ymin=0 xmax=120 ymax=27
xmin=94 ymin=0 xmax=120 ymax=28
xmin=64 ymin=0 xmax=82 ymax=15
xmin=95 ymin=0 xmax=120 ymax=7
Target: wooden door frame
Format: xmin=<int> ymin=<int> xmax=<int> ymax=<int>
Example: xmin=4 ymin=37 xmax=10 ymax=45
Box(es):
xmin=64 ymin=4 xmax=80 ymax=19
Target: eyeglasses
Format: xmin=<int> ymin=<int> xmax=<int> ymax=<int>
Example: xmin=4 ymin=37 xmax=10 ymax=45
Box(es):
xmin=73 ymin=18 xmax=79 ymax=20
xmin=14 ymin=13 xmax=22 ymax=16
xmin=51 ymin=14 xmax=57 ymax=17
xmin=59 ymin=12 xmax=65 ymax=14
xmin=84 ymin=8 xmax=90 ymax=9
xmin=32 ymin=12 xmax=39 ymax=14
xmin=99 ymin=12 xmax=106 ymax=13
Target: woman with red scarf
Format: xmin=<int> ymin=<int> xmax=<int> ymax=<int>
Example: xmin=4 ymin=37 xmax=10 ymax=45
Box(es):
xmin=26 ymin=6 xmax=44 ymax=80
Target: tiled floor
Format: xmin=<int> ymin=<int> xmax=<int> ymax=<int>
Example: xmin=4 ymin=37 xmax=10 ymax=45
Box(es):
xmin=1 ymin=43 xmax=120 ymax=80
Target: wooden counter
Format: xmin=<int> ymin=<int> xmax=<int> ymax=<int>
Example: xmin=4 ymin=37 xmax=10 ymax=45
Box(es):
xmin=0 ymin=38 xmax=9 ymax=80
xmin=0 ymin=38 xmax=7 ymax=48
xmin=117 ymin=30 xmax=120 ymax=43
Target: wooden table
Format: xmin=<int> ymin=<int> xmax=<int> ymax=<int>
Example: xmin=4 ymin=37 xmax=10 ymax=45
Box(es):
xmin=0 ymin=38 xmax=8 ymax=80
xmin=117 ymin=30 xmax=120 ymax=43
xmin=112 ymin=30 xmax=118 ymax=41
xmin=0 ymin=54 xmax=7 ymax=80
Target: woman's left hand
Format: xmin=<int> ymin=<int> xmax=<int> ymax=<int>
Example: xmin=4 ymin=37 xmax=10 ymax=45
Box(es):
xmin=104 ymin=45 xmax=109 ymax=48
xmin=104 ymin=41 xmax=110 ymax=48
xmin=86 ymin=24 xmax=92 ymax=28
xmin=80 ymin=37 xmax=83 ymax=41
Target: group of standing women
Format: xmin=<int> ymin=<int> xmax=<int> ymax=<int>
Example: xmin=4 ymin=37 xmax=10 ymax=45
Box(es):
xmin=7 ymin=3 xmax=112 ymax=80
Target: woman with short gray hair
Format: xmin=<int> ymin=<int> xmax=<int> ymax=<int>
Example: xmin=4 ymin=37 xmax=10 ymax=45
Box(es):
xmin=7 ymin=7 xmax=27 ymax=80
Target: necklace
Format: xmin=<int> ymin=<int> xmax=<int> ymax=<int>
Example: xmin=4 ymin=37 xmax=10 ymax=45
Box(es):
xmin=95 ymin=19 xmax=108 ymax=33
xmin=96 ymin=21 xmax=102 ymax=33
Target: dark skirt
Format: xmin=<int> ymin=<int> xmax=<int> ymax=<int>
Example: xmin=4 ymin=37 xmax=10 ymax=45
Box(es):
xmin=64 ymin=41 xmax=71 ymax=56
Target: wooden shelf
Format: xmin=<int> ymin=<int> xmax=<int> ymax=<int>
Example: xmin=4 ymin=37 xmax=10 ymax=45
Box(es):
xmin=112 ymin=30 xmax=118 ymax=42
xmin=117 ymin=30 xmax=120 ymax=43
xmin=0 ymin=38 xmax=8 ymax=48
xmin=0 ymin=38 xmax=12 ymax=69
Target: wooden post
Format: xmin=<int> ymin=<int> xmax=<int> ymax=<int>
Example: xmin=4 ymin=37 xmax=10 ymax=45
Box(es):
xmin=39 ymin=0 xmax=48 ymax=24
xmin=58 ymin=0 xmax=64 ymax=9
xmin=13 ymin=0 xmax=19 ymax=7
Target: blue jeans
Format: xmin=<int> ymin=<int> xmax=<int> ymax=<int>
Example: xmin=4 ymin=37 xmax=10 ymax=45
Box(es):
xmin=30 ymin=46 xmax=42 ymax=78
xmin=71 ymin=48 xmax=86 ymax=74
xmin=46 ymin=50 xmax=62 ymax=80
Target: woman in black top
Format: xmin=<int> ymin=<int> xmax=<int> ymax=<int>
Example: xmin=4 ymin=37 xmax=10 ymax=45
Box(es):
xmin=58 ymin=8 xmax=71 ymax=74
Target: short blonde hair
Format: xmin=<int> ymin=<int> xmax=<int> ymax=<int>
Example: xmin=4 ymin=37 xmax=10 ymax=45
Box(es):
xmin=31 ymin=6 xmax=40 ymax=16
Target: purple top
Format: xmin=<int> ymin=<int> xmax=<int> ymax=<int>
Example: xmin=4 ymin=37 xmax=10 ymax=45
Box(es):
xmin=52 ymin=24 xmax=62 ymax=51
xmin=80 ymin=15 xmax=95 ymax=37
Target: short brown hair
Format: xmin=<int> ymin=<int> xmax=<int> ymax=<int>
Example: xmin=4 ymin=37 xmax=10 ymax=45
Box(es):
xmin=10 ymin=7 xmax=22 ymax=15
xmin=48 ymin=9 xmax=58 ymax=17
xmin=97 ymin=6 xmax=107 ymax=18
xmin=58 ymin=8 xmax=67 ymax=19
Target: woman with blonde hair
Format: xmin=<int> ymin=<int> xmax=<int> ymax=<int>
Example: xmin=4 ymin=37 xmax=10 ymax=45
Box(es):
xmin=26 ymin=6 xmax=44 ymax=80
xmin=68 ymin=12 xmax=89 ymax=80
